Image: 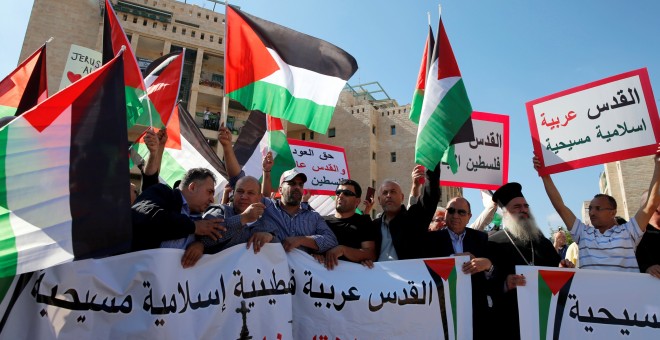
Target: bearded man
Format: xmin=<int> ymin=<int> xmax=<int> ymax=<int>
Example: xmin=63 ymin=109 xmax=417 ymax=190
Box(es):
xmin=487 ymin=182 xmax=572 ymax=340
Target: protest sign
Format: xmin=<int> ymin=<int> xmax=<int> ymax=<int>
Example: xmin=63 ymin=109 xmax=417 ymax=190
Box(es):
xmin=440 ymin=111 xmax=509 ymax=190
xmin=59 ymin=45 xmax=102 ymax=90
xmin=288 ymin=139 xmax=350 ymax=195
xmin=517 ymin=266 xmax=660 ymax=340
xmin=526 ymin=68 xmax=660 ymax=175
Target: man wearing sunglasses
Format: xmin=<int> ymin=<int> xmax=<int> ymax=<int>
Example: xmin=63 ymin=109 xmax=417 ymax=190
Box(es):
xmin=533 ymin=146 xmax=660 ymax=272
xmin=425 ymin=197 xmax=492 ymax=340
xmin=373 ymin=164 xmax=440 ymax=261
xmin=314 ymin=179 xmax=378 ymax=270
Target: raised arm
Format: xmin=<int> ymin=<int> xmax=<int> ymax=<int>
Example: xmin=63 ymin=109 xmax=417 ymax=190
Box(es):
xmin=633 ymin=144 xmax=660 ymax=232
xmin=261 ymin=151 xmax=273 ymax=197
xmin=143 ymin=128 xmax=167 ymax=177
xmin=219 ymin=124 xmax=241 ymax=178
xmin=533 ymin=156 xmax=576 ymax=229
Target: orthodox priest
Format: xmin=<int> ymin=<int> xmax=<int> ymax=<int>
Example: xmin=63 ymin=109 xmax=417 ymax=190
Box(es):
xmin=487 ymin=182 xmax=573 ymax=339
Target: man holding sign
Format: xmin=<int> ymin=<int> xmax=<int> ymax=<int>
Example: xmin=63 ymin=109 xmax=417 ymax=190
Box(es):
xmin=533 ymin=143 xmax=660 ymax=272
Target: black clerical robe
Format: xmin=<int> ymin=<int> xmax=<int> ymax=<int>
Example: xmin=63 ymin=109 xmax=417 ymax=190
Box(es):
xmin=487 ymin=229 xmax=560 ymax=340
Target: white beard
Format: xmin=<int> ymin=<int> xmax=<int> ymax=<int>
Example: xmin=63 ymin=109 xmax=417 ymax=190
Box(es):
xmin=504 ymin=210 xmax=543 ymax=243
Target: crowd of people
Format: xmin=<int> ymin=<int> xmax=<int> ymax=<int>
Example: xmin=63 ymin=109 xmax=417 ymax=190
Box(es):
xmin=129 ymin=126 xmax=660 ymax=340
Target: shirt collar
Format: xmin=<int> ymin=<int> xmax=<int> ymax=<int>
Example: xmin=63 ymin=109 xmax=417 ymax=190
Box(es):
xmin=447 ymin=228 xmax=466 ymax=241
xmin=179 ymin=191 xmax=190 ymax=216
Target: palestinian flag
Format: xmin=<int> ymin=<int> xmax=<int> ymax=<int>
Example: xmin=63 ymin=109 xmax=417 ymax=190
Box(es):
xmin=0 ymin=43 xmax=48 ymax=119
xmin=142 ymin=50 xmax=184 ymax=128
xmin=132 ymin=104 xmax=228 ymax=198
xmin=0 ymin=51 xmax=130 ymax=278
xmin=103 ymin=0 xmax=160 ymax=131
xmin=225 ymin=5 xmax=358 ymax=134
xmin=233 ymin=112 xmax=296 ymax=190
xmin=415 ymin=16 xmax=474 ymax=170
xmin=409 ymin=24 xmax=434 ymax=124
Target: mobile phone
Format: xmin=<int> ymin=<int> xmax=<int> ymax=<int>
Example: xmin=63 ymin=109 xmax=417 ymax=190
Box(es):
xmin=365 ymin=187 xmax=375 ymax=202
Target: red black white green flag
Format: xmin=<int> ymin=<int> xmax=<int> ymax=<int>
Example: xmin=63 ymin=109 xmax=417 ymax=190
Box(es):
xmin=0 ymin=43 xmax=48 ymax=119
xmin=0 ymin=50 xmax=131 ymax=278
xmin=103 ymin=0 xmax=161 ymax=132
xmin=409 ymin=24 xmax=434 ymax=124
xmin=225 ymin=5 xmax=358 ymax=134
xmin=415 ymin=16 xmax=474 ymax=171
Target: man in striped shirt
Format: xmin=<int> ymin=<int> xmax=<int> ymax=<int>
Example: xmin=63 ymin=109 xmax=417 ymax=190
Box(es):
xmin=533 ymin=146 xmax=660 ymax=272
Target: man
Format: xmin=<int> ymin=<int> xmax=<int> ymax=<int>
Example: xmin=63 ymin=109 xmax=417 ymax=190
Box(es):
xmin=425 ymin=197 xmax=492 ymax=340
xmin=533 ymin=146 xmax=660 ymax=272
xmin=254 ymin=152 xmax=338 ymax=254
xmin=553 ymin=230 xmax=568 ymax=259
xmin=180 ymin=176 xmax=277 ymax=268
xmin=314 ymin=179 xmax=378 ymax=269
xmin=131 ymin=167 xmax=226 ymax=251
xmin=428 ymin=208 xmax=446 ymax=231
xmin=487 ymin=182 xmax=572 ymax=340
xmin=636 ymin=192 xmax=660 ymax=279
xmin=203 ymin=107 xmax=211 ymax=129
xmin=373 ymin=164 xmax=440 ymax=261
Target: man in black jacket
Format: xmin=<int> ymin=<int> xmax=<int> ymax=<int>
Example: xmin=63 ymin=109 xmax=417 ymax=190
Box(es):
xmin=425 ymin=197 xmax=492 ymax=340
xmin=131 ymin=168 xmax=226 ymax=251
xmin=373 ymin=164 xmax=440 ymax=261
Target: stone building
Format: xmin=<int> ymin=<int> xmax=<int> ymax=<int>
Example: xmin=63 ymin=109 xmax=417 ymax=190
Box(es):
xmin=600 ymin=157 xmax=655 ymax=220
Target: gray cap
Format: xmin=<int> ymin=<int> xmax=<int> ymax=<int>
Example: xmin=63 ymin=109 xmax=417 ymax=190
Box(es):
xmin=279 ymin=168 xmax=307 ymax=185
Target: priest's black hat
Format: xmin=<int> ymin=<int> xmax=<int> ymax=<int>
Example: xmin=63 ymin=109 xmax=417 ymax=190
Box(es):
xmin=492 ymin=182 xmax=524 ymax=207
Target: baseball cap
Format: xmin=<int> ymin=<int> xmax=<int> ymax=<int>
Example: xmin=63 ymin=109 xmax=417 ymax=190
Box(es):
xmin=279 ymin=168 xmax=307 ymax=185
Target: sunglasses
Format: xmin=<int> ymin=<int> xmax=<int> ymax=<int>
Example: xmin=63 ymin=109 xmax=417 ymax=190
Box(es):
xmin=447 ymin=207 xmax=469 ymax=216
xmin=335 ymin=189 xmax=357 ymax=197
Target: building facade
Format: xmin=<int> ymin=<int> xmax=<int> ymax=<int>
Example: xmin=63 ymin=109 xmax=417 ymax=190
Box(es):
xmin=600 ymin=156 xmax=655 ymax=221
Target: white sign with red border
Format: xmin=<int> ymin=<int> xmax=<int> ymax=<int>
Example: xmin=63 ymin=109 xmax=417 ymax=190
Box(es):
xmin=527 ymin=68 xmax=660 ymax=176
xmin=440 ymin=111 xmax=509 ymax=191
xmin=287 ymin=139 xmax=350 ymax=195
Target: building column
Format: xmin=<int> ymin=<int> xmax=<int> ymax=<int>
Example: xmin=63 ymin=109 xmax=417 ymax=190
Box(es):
xmin=130 ymin=33 xmax=140 ymax=53
xmin=162 ymin=40 xmax=171 ymax=55
xmin=188 ymin=47 xmax=204 ymax=114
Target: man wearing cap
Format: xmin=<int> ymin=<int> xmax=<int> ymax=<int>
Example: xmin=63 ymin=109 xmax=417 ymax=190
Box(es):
xmin=314 ymin=179 xmax=378 ymax=269
xmin=425 ymin=196 xmax=492 ymax=340
xmin=487 ymin=182 xmax=570 ymax=340
xmin=373 ymin=164 xmax=440 ymax=261
xmin=259 ymin=154 xmax=338 ymax=253
xmin=534 ymin=148 xmax=660 ymax=273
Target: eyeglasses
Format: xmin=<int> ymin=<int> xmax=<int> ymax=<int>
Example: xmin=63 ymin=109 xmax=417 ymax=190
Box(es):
xmin=447 ymin=207 xmax=469 ymax=216
xmin=335 ymin=189 xmax=357 ymax=197
xmin=586 ymin=206 xmax=616 ymax=212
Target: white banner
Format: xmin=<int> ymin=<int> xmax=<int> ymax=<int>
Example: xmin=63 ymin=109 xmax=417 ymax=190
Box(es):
xmin=0 ymin=246 xmax=472 ymax=340
xmin=517 ymin=266 xmax=660 ymax=340
xmin=59 ymin=45 xmax=102 ymax=90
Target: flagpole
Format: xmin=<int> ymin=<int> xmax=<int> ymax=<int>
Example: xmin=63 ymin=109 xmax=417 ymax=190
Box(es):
xmin=438 ymin=4 xmax=442 ymax=17
xmin=220 ymin=0 xmax=229 ymax=130
xmin=427 ymin=12 xmax=431 ymax=26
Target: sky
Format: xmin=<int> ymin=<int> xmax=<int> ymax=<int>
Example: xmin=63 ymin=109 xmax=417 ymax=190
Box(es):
xmin=3 ymin=0 xmax=660 ymax=236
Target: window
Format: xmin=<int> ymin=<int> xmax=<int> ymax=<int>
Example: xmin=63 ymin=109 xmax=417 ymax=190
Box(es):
xmin=206 ymin=14 xmax=209 ymax=20
xmin=310 ymin=131 xmax=315 ymax=140
xmin=200 ymin=33 xmax=205 ymax=40
xmin=390 ymin=152 xmax=397 ymax=162
xmin=372 ymin=125 xmax=376 ymax=134
xmin=123 ymin=14 xmax=128 ymax=21
xmin=162 ymin=24 xmax=167 ymax=31
xmin=152 ymin=22 xmax=157 ymax=28
xmin=219 ymin=38 xmax=223 ymax=44
xmin=372 ymin=152 xmax=376 ymax=160
xmin=133 ymin=17 xmax=138 ymax=24
xmin=209 ymin=35 xmax=214 ymax=42
xmin=301 ymin=132 xmax=306 ymax=140
xmin=182 ymin=28 xmax=186 ymax=35
xmin=214 ymin=17 xmax=218 ymax=22
xmin=172 ymin=26 xmax=177 ymax=33
xmin=143 ymin=19 xmax=147 ymax=26
xmin=191 ymin=31 xmax=196 ymax=38
xmin=197 ymin=12 xmax=201 ymax=18
xmin=328 ymin=128 xmax=336 ymax=138
xmin=390 ymin=125 xmax=396 ymax=135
